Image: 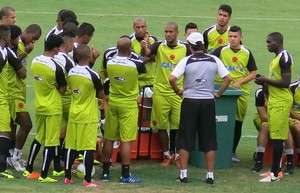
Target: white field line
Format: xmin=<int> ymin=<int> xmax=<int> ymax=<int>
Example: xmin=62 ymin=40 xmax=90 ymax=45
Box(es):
xmin=16 ymin=11 xmax=300 ymax=21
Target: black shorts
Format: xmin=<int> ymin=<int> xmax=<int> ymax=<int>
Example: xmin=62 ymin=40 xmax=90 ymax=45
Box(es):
xmin=176 ymin=98 xmax=217 ymax=152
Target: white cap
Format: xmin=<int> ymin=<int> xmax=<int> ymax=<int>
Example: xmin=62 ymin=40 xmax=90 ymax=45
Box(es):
xmin=187 ymin=32 xmax=204 ymax=45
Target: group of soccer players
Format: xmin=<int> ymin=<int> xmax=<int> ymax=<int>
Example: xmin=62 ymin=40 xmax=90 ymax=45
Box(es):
xmin=1 ymin=2 xmax=300 ymax=187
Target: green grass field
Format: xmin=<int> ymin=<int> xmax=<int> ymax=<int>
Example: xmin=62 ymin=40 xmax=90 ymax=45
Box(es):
xmin=1 ymin=0 xmax=300 ymax=192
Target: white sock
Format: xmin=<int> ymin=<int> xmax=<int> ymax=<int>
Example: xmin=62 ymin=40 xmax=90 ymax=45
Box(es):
xmin=163 ymin=151 xmax=170 ymax=156
xmin=206 ymin=172 xmax=214 ymax=179
xmin=175 ymin=153 xmax=179 ymax=159
xmin=180 ymin=169 xmax=187 ymax=178
xmin=9 ymin=149 xmax=14 ymax=157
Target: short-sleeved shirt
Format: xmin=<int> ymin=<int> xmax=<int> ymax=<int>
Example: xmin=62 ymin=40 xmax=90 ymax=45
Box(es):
xmin=171 ymin=52 xmax=229 ymax=99
xmin=107 ymin=56 xmax=146 ymax=107
xmin=290 ymin=80 xmax=300 ymax=114
xmin=268 ymin=50 xmax=293 ymax=107
xmin=130 ymin=33 xmax=157 ymax=81
xmin=255 ymin=88 xmax=265 ymax=108
xmin=54 ymin=52 xmax=76 ymax=97
xmin=31 ymin=55 xmax=67 ymax=115
xmin=6 ymin=47 xmax=24 ymax=100
xmin=203 ymin=25 xmax=230 ymax=54
xmin=212 ymin=44 xmax=257 ymax=94
xmin=0 ymin=46 xmax=8 ymax=99
xmin=149 ymin=40 xmax=189 ymax=96
xmin=68 ymin=65 xmax=103 ymax=123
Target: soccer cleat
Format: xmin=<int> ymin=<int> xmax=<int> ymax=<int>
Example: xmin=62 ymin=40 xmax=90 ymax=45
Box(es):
xmin=83 ymin=180 xmax=103 ymax=187
xmin=38 ymin=176 xmax=58 ymax=183
xmin=0 ymin=170 xmax=14 ymax=179
xmin=11 ymin=157 xmax=26 ymax=172
xmin=64 ymin=178 xmax=76 ymax=184
xmin=176 ymin=176 xmax=187 ymax=183
xmin=52 ymin=170 xmax=65 ymax=176
xmin=160 ymin=154 xmax=174 ymax=167
xmin=120 ymin=175 xmax=142 ymax=184
xmin=284 ymin=163 xmax=294 ymax=176
xmin=206 ymin=177 xmax=214 ymax=184
xmin=259 ymin=172 xmax=280 ymax=182
xmin=100 ymin=173 xmax=111 ymax=181
xmin=23 ymin=170 xmax=40 ymax=179
xmin=6 ymin=157 xmax=13 ymax=167
xmin=252 ymin=162 xmax=263 ymax=173
xmin=259 ymin=171 xmax=283 ymax=178
xmin=231 ymin=154 xmax=240 ymax=162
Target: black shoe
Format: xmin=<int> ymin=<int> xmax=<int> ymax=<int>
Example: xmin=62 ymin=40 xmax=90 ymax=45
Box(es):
xmin=252 ymin=162 xmax=263 ymax=173
xmin=253 ymin=152 xmax=258 ymax=161
xmin=176 ymin=176 xmax=187 ymax=183
xmin=206 ymin=177 xmax=214 ymax=184
xmin=284 ymin=162 xmax=294 ymax=175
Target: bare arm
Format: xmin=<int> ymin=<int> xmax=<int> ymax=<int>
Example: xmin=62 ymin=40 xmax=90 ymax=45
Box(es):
xmin=257 ymin=106 xmax=268 ymax=122
xmin=255 ymin=72 xmax=291 ymax=88
xmin=290 ymin=109 xmax=300 ymax=120
xmin=231 ymin=70 xmax=256 ymax=89
xmin=214 ymin=74 xmax=232 ymax=98
xmin=140 ymin=40 xmax=152 ymax=56
xmin=169 ymin=74 xmax=183 ymax=95
xmin=16 ymin=67 xmax=27 ymax=79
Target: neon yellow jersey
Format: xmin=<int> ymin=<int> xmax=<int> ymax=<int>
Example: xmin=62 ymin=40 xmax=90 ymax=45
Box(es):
xmin=107 ymin=56 xmax=146 ymax=107
xmin=31 ymin=55 xmax=67 ymax=115
xmin=203 ymin=25 xmax=230 ymax=54
xmin=150 ymin=40 xmax=188 ymax=96
xmin=291 ymin=81 xmax=300 ymax=114
xmin=268 ymin=50 xmax=293 ymax=106
xmin=0 ymin=47 xmax=8 ymax=99
xmin=130 ymin=34 xmax=157 ymax=81
xmin=68 ymin=65 xmax=103 ymax=123
xmin=212 ymin=44 xmax=257 ymax=95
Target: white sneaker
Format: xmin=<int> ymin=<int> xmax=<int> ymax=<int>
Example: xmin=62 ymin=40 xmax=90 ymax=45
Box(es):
xmin=11 ymin=156 xmax=26 ymax=172
xmin=259 ymin=172 xmax=280 ymax=182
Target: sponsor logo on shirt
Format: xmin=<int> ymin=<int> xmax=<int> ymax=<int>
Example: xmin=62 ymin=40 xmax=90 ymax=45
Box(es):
xmin=33 ymin=76 xmax=43 ymax=81
xmin=195 ymin=78 xmax=207 ymax=82
xmin=161 ymin=62 xmax=175 ymax=69
xmin=225 ymin=66 xmax=245 ymax=72
xmin=114 ymin=76 xmax=126 ymax=82
xmin=73 ymin=89 xmax=82 ymax=94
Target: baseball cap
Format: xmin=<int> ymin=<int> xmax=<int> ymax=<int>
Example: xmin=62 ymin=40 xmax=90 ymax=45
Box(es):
xmin=187 ymin=32 xmax=204 ymax=45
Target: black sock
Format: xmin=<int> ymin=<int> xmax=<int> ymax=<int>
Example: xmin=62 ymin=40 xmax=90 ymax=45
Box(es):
xmin=170 ymin=130 xmax=177 ymax=153
xmin=9 ymin=139 xmax=16 ymax=152
xmin=286 ymin=154 xmax=293 ymax=165
xmin=83 ymin=150 xmax=94 ymax=183
xmin=64 ymin=149 xmax=75 ymax=180
xmin=59 ymin=137 xmax=65 ymax=160
xmin=102 ymin=162 xmax=110 ymax=175
xmin=271 ymin=139 xmax=284 ymax=177
xmin=26 ymin=139 xmax=41 ymax=173
xmin=0 ymin=137 xmax=10 ymax=172
xmin=41 ymin=146 xmax=55 ymax=178
xmin=257 ymin=152 xmax=264 ymax=163
xmin=122 ymin=164 xmax=130 ymax=178
xmin=53 ymin=146 xmax=63 ymax=172
xmin=233 ymin=120 xmax=243 ymax=153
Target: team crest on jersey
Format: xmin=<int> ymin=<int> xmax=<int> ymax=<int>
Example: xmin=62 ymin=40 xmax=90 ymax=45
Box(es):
xmin=18 ymin=103 xmax=24 ymax=109
xmin=152 ymin=120 xmax=158 ymax=126
xmin=73 ymin=89 xmax=82 ymax=94
xmin=232 ymin=56 xmax=238 ymax=62
xmin=169 ymin=54 xmax=175 ymax=60
xmin=218 ymin=38 xmax=224 ymax=44
xmin=114 ymin=76 xmax=126 ymax=82
xmin=33 ymin=76 xmax=43 ymax=81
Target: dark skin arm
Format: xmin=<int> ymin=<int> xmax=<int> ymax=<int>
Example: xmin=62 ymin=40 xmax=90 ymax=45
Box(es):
xmin=255 ymin=72 xmax=291 ymax=88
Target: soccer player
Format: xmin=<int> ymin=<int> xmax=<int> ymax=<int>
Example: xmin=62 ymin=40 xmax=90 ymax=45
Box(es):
xmin=0 ymin=25 xmax=16 ymax=179
xmin=252 ymin=86 xmax=294 ymax=175
xmin=130 ymin=17 xmax=157 ymax=89
xmin=184 ymin=22 xmax=198 ymax=40
xmin=212 ymin=25 xmax=257 ymax=162
xmin=203 ymin=4 xmax=232 ymax=54
xmin=0 ymin=6 xmax=16 ymax=25
xmin=255 ymin=32 xmax=293 ymax=182
xmin=141 ymin=22 xmax=189 ymax=167
xmin=64 ymin=44 xmax=104 ymax=187
xmin=6 ymin=25 xmax=30 ymax=172
xmin=101 ymin=36 xmax=145 ymax=183
xmin=169 ymin=32 xmax=232 ymax=184
xmin=54 ymin=31 xmax=76 ymax=164
xmin=70 ymin=22 xmax=100 ymax=67
xmin=7 ymin=24 xmax=41 ymax=169
xmin=45 ymin=9 xmax=78 ymax=50
xmin=23 ymin=34 xmax=66 ymax=182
